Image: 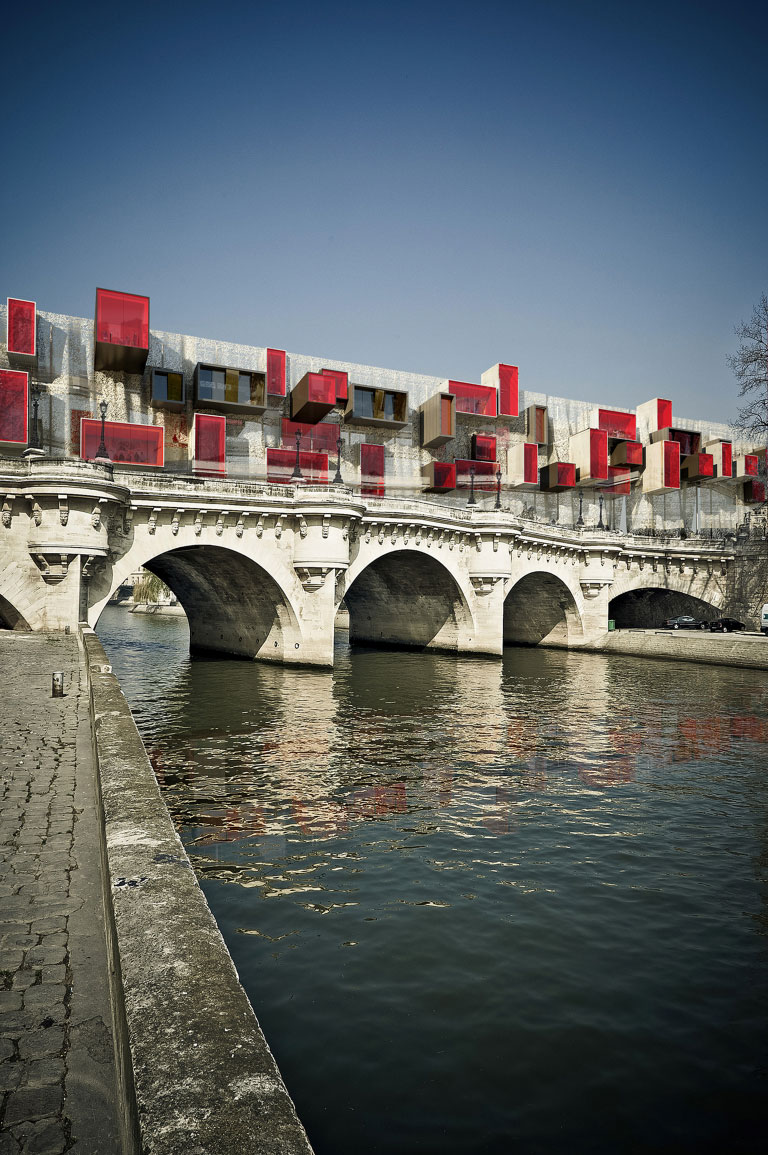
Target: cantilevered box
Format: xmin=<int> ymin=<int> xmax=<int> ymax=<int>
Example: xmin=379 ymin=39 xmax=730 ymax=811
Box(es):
xmin=594 ymin=407 xmax=637 ymax=442
xmin=7 ymin=298 xmax=36 ymax=358
xmin=455 ymin=458 xmax=497 ymax=491
xmin=421 ymin=391 xmax=455 ymax=447
xmin=450 ymin=381 xmax=497 ymax=417
xmin=94 ymin=288 xmax=149 ymax=374
xmin=650 ymin=427 xmax=701 ymax=457
xmin=569 ymin=428 xmax=608 ymax=486
xmin=423 ymin=461 xmax=456 ymax=492
xmin=481 ymin=363 xmax=518 ymax=417
xmin=321 ymin=368 xmax=348 ymax=403
xmin=610 ymin=440 xmax=644 ymax=468
xmin=704 ymin=439 xmax=733 ymax=479
xmin=636 ymin=397 xmax=672 ymax=437
xmin=150 ymin=369 xmax=185 ymax=411
xmin=291 ymin=372 xmax=336 ymax=423
xmin=525 ymin=404 xmax=548 ymax=446
xmin=191 ymin=413 xmax=226 ymax=476
xmin=80 ymin=418 xmax=163 ymax=467
xmin=266 ymin=349 xmax=286 ymax=396
xmin=642 ymin=439 xmax=680 ymax=493
xmin=733 ymin=453 xmax=759 ymax=481
xmin=539 ymin=462 xmax=576 ymax=492
xmin=346 ymin=384 xmax=407 ymax=428
xmin=471 ymin=433 xmax=496 ymax=462
xmin=266 ymin=447 xmax=329 ymax=484
xmin=361 ymin=443 xmax=385 ymax=495
xmin=598 ymin=465 xmax=632 ymax=497
xmin=508 ymin=442 xmax=539 ymax=489
xmin=0 ymin=368 xmax=28 ymax=445
xmin=195 ymin=363 xmax=266 ymax=415
xmin=681 ymin=452 xmax=714 ymax=482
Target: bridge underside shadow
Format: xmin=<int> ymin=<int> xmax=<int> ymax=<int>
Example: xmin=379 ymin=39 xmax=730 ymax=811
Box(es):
xmin=344 ymin=552 xmax=471 ymax=652
xmin=503 ymin=572 xmax=583 ymax=647
xmin=139 ymin=545 xmax=297 ymax=660
xmin=0 ymin=593 xmax=30 ymax=632
xmin=610 ymin=588 xmax=717 ymax=628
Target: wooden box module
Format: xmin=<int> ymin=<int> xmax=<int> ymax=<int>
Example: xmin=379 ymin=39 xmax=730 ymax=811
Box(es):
xmin=422 ymin=461 xmax=456 ymax=492
xmin=508 ymin=441 xmax=539 ymax=488
xmin=345 ymin=385 xmax=408 ymax=428
xmin=703 ymin=438 xmax=733 ymax=479
xmin=421 ymin=392 xmax=455 ymax=447
xmin=733 ymin=453 xmax=760 ymax=481
xmin=290 ymin=372 xmax=336 ymax=423
xmin=610 ymin=440 xmax=644 ymax=468
xmin=642 ymin=439 xmax=680 ymax=493
xmin=195 ymin=363 xmax=267 ymax=415
xmin=569 ymin=428 xmax=608 ymax=486
xmin=636 ymin=397 xmax=672 ymax=435
xmin=525 ymin=404 xmax=548 ymax=445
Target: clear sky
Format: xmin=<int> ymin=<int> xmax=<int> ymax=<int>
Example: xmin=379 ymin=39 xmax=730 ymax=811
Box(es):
xmin=3 ymin=0 xmax=766 ymax=424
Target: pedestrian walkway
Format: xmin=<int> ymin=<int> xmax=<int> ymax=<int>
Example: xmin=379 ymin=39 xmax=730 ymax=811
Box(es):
xmin=0 ymin=632 xmax=121 ymax=1154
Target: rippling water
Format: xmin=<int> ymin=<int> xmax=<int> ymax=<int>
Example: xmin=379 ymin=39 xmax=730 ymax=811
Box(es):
xmin=97 ymin=606 xmax=768 ymax=1154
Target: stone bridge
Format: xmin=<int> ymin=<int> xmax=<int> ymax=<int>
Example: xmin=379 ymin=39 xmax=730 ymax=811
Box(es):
xmin=0 ymin=458 xmax=737 ymax=665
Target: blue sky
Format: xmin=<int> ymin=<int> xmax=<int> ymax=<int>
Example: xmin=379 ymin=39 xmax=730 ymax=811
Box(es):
xmin=3 ymin=0 xmax=766 ymax=423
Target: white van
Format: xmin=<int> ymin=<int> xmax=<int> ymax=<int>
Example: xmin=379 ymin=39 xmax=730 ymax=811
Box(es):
xmin=761 ymin=604 xmax=768 ymax=635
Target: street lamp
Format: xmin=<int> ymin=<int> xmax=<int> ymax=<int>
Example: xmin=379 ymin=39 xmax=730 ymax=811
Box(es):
xmin=23 ymin=381 xmax=46 ymax=459
xmin=333 ymin=424 xmax=344 ymax=485
xmin=576 ymin=488 xmax=584 ymax=527
xmin=494 ymin=465 xmax=502 ymax=510
xmin=467 ymin=463 xmax=477 ymax=506
xmin=291 ymin=429 xmax=303 ymax=481
xmin=95 ymin=399 xmax=111 ymax=463
xmin=597 ymin=493 xmax=605 ymax=530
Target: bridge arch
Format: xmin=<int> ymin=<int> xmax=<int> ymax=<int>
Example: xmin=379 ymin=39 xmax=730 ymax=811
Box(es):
xmin=503 ymin=569 xmax=585 ymax=647
xmin=342 ymin=547 xmax=476 ymax=652
xmin=608 ymin=568 xmax=727 ymax=628
xmin=94 ymin=543 xmax=304 ymax=662
xmin=0 ymin=590 xmax=31 ymax=631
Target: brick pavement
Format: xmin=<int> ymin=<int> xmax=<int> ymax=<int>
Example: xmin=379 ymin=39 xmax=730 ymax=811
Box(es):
xmin=1 ymin=633 xmax=121 ymax=1154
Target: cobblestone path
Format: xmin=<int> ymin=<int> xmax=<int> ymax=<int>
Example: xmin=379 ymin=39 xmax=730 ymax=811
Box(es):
xmin=1 ymin=633 xmax=121 ymax=1154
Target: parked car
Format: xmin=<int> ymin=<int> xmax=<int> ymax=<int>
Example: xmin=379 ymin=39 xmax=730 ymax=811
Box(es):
xmin=708 ymin=617 xmax=745 ymax=633
xmin=661 ymin=615 xmax=708 ymax=630
xmin=761 ymin=604 xmax=768 ymax=636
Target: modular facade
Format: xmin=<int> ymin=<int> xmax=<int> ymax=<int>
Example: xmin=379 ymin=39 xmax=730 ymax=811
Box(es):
xmin=0 ymin=291 xmax=763 ymax=533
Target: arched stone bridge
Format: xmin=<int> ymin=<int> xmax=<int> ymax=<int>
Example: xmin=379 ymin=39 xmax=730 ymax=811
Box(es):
xmin=0 ymin=458 xmax=737 ymax=666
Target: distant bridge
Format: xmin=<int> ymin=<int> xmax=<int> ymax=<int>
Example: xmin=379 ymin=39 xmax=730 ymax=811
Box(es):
xmin=0 ymin=458 xmax=737 ymax=665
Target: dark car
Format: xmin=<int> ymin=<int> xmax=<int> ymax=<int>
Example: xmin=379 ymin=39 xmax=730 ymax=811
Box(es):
xmin=709 ymin=617 xmax=745 ymax=633
xmin=661 ymin=615 xmax=707 ymax=630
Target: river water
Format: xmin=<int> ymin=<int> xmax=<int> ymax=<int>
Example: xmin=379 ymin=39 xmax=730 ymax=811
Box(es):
xmin=97 ymin=605 xmax=768 ymax=1154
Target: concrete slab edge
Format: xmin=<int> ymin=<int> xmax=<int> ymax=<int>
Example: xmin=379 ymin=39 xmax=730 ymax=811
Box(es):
xmin=80 ymin=627 xmax=315 ymax=1155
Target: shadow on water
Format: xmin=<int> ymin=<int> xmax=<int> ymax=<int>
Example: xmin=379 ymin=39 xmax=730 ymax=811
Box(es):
xmin=97 ymin=605 xmax=768 ymax=1155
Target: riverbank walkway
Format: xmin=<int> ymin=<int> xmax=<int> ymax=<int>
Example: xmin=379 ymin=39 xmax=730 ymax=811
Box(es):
xmin=0 ymin=632 xmax=121 ymax=1154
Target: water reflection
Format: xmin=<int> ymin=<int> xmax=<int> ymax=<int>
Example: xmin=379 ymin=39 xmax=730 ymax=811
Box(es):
xmin=97 ymin=607 xmax=768 ymax=1155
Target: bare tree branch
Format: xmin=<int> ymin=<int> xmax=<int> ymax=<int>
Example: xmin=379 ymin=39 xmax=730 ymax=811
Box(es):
xmin=728 ymin=293 xmax=768 ymax=440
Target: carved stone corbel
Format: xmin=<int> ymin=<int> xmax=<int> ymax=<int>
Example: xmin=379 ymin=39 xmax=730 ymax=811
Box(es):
xmin=194 ymin=510 xmax=204 ymax=536
xmin=215 ymin=510 xmax=228 ymax=536
xmin=2 ymin=496 xmax=12 ymax=528
xmin=123 ymin=506 xmax=135 ymax=536
xmin=91 ymin=504 xmax=102 ymax=530
xmin=58 ymin=495 xmax=69 ymax=526
xmin=148 ymin=507 xmax=161 ymax=535
xmin=322 ymin=514 xmax=331 ymax=539
xmin=493 ymin=533 xmax=500 ymax=553
xmin=236 ymin=512 xmax=249 ymax=538
xmin=255 ymin=515 xmax=264 ymax=538
xmin=274 ymin=515 xmax=286 ymax=539
xmin=295 ymin=566 xmax=330 ymax=592
xmin=297 ymin=516 xmax=308 ymax=538
xmin=171 ymin=509 xmax=183 ymax=536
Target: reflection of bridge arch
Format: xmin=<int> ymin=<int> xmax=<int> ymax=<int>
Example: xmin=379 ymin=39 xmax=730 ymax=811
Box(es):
xmin=503 ymin=570 xmax=585 ymax=647
xmin=96 ymin=544 xmax=303 ymax=662
xmin=343 ymin=548 xmax=476 ymax=652
xmin=608 ymin=568 xmax=726 ymax=629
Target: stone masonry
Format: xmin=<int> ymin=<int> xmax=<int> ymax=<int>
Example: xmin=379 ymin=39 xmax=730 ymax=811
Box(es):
xmin=0 ymin=633 xmax=121 ymax=1154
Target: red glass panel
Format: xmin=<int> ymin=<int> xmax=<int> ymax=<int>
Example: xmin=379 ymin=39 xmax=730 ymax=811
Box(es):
xmin=321 ymin=368 xmax=348 ymax=403
xmin=455 ymin=459 xmax=496 ymax=491
xmin=745 ymin=479 xmax=766 ymax=503
xmin=449 ymin=381 xmax=497 ymax=417
xmin=721 ymin=443 xmax=732 ymax=478
xmin=590 ymin=429 xmax=608 ymax=479
xmin=663 ymin=441 xmax=680 ymax=489
xmin=7 ymin=298 xmax=36 ymax=356
xmin=744 ymin=454 xmax=758 ymax=477
xmin=556 ymin=462 xmax=576 ymax=488
xmin=95 ymin=289 xmax=149 ymax=348
xmin=598 ymin=408 xmax=636 ymax=440
xmin=282 ymin=419 xmax=339 ymax=453
xmin=307 ymin=373 xmax=336 ymax=405
xmin=622 ymin=440 xmax=644 ymax=466
xmin=669 ymin=428 xmax=700 ymax=457
xmin=523 ymin=443 xmax=538 ymax=484
xmin=696 ymin=453 xmax=714 ymax=478
xmin=193 ymin=414 xmax=226 ymax=475
xmin=433 ymin=462 xmax=456 ymax=490
xmin=80 ymin=419 xmax=163 ymax=467
xmin=361 ymin=443 xmax=385 ymax=496
xmin=70 ymin=408 xmax=90 ymax=455
xmin=472 ymin=434 xmax=497 ymax=462
xmin=657 ymin=399 xmax=672 ymax=429
xmin=0 ymin=369 xmax=28 ymax=444
xmin=266 ymin=448 xmax=329 ymax=484
xmin=499 ymin=364 xmax=518 ymax=417
xmin=266 ymin=348 xmax=286 ymax=396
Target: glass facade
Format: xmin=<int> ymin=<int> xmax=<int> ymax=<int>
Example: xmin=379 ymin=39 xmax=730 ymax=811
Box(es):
xmin=80 ymin=418 xmax=163 ymax=467
xmin=152 ymin=370 xmax=184 ymax=405
xmin=95 ymin=289 xmax=149 ymax=349
xmin=450 ymin=381 xmax=497 ymax=417
xmin=7 ymin=299 xmax=36 ymax=356
xmin=193 ymin=414 xmax=226 ymax=475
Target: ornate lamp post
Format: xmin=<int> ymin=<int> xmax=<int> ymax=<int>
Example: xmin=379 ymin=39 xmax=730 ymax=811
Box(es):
xmin=467 ymin=463 xmax=477 ymax=507
xmin=333 ymin=424 xmax=344 ymax=485
xmin=597 ymin=493 xmax=605 ymax=530
xmin=291 ymin=429 xmax=303 ymax=481
xmin=94 ymin=399 xmax=110 ymax=462
xmin=494 ymin=465 xmax=502 ymax=510
xmin=23 ymin=381 xmax=46 ymax=459
xmin=576 ymin=488 xmax=584 ymax=527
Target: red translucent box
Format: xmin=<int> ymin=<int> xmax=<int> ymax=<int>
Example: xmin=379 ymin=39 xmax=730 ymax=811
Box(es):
xmin=663 ymin=440 xmax=680 ymax=489
xmin=266 ymin=348 xmax=286 ymax=396
xmin=266 ymin=447 xmax=328 ymax=484
xmin=498 ymin=364 xmax=518 ymax=417
xmin=744 ymin=479 xmax=766 ymax=503
xmin=80 ymin=418 xmax=163 ymax=467
xmin=683 ymin=452 xmax=713 ymax=480
xmin=426 ymin=462 xmax=456 ymax=491
xmin=598 ymin=408 xmax=636 ymax=440
xmin=321 ymin=368 xmax=348 ymax=403
xmin=7 ymin=298 xmax=36 ymax=356
xmin=540 ymin=462 xmax=576 ymax=491
xmin=449 ymin=381 xmax=497 ymax=417
xmin=94 ymin=288 xmax=149 ymax=373
xmin=361 ymin=443 xmax=385 ymax=496
xmin=455 ymin=458 xmax=497 ymax=490
xmin=472 ymin=433 xmax=497 ymax=462
xmin=0 ymin=369 xmax=28 ymax=444
xmin=192 ymin=413 xmax=226 ymax=476
xmin=291 ymin=372 xmax=337 ymax=423
xmin=600 ymin=465 xmax=631 ymax=497
xmin=523 ymin=443 xmax=538 ymax=485
xmin=720 ymin=442 xmax=733 ymax=478
xmin=282 ymin=418 xmax=339 ymax=453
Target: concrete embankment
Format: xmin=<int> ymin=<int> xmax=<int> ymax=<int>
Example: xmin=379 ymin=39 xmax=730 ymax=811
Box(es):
xmin=589 ymin=629 xmax=768 ymax=670
xmin=82 ymin=628 xmax=314 ymax=1155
